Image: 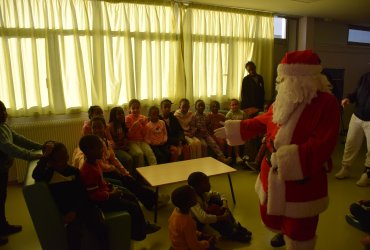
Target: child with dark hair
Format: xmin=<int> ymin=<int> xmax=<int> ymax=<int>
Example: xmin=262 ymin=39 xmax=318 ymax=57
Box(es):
xmin=190 ymin=100 xmax=231 ymax=164
xmin=0 ymin=100 xmax=43 ymax=245
xmin=145 ymin=106 xmax=174 ymax=164
xmin=125 ymin=99 xmax=157 ymax=167
xmin=187 ymin=171 xmax=252 ymax=243
xmin=160 ymin=99 xmax=189 ymax=161
xmin=78 ymin=134 xmax=160 ymax=241
xmin=81 ymin=105 xmax=113 ymax=141
xmin=174 ymin=98 xmax=202 ymax=159
xmin=32 ymin=141 xmax=109 ymax=250
xmin=88 ymin=116 xmax=168 ymax=211
xmin=107 ymin=106 xmax=134 ymax=172
xmin=168 ymin=185 xmax=217 ymax=250
xmin=208 ymin=100 xmax=227 ymax=155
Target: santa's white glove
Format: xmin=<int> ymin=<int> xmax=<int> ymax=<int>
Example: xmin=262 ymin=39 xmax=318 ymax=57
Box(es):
xmin=214 ymin=127 xmax=226 ymax=139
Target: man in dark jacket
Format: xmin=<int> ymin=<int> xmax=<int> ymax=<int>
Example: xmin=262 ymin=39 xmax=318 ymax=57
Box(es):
xmin=240 ymin=61 xmax=265 ymax=118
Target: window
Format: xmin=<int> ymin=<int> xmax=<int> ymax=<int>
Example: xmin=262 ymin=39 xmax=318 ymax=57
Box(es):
xmin=0 ymin=1 xmax=274 ymax=117
xmin=348 ymin=25 xmax=370 ymax=45
xmin=274 ymin=16 xmax=287 ymax=39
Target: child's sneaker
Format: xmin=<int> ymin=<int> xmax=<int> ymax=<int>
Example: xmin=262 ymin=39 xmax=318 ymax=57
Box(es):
xmin=345 ymin=214 xmax=364 ymax=231
xmin=236 ymin=156 xmax=243 ymax=164
xmin=218 ymin=156 xmax=232 ymax=165
xmin=157 ymin=194 xmax=170 ymax=208
xmin=237 ymin=222 xmax=252 ymax=236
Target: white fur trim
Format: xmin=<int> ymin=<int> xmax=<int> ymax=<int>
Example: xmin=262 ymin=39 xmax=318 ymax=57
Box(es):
xmin=278 ymin=64 xmax=322 ymax=76
xmin=274 ymin=104 xmax=305 ymax=149
xmin=285 ymin=197 xmax=329 ymax=218
xmin=224 ymin=120 xmax=245 ymax=146
xmin=267 ymin=169 xmax=285 ymax=215
xmin=276 ymin=144 xmax=304 ymax=181
xmin=285 ymin=235 xmax=316 ymax=250
xmin=255 ymin=175 xmax=266 ymax=205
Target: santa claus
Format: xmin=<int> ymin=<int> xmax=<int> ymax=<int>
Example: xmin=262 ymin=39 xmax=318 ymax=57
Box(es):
xmin=215 ymin=50 xmax=340 ymax=250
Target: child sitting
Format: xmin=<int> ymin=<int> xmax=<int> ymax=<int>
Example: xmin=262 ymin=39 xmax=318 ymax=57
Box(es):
xmin=168 ymin=185 xmax=217 ymax=250
xmin=107 ymin=106 xmax=134 ymax=173
xmin=225 ymin=99 xmax=248 ymax=164
xmin=190 ymin=100 xmax=231 ymax=164
xmin=187 ymin=171 xmax=252 ymax=243
xmin=207 ymin=100 xmax=227 ymax=154
xmin=174 ymin=98 xmax=202 ymax=159
xmin=32 ymin=141 xmax=109 ymax=250
xmin=78 ymin=134 xmax=160 ymax=241
xmin=86 ymin=116 xmax=168 ymax=210
xmin=81 ymin=105 xmax=113 ymax=142
xmin=125 ymin=99 xmax=157 ymax=167
xmin=145 ymin=106 xmax=175 ymax=164
xmin=160 ymin=99 xmax=189 ymax=160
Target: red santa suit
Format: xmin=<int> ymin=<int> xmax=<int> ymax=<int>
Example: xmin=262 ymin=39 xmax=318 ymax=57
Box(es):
xmin=219 ymin=50 xmax=340 ymax=250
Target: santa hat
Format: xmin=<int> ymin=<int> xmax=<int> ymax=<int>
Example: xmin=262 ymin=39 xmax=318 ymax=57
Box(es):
xmin=277 ymin=50 xmax=322 ymax=77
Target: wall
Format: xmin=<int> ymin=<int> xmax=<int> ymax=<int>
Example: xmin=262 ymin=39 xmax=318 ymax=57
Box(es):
xmin=314 ymin=19 xmax=370 ymax=125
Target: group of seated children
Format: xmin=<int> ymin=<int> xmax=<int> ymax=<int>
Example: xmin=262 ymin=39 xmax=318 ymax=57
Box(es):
xmin=168 ymin=172 xmax=252 ymax=249
xmin=76 ymin=98 xmax=253 ymax=174
xmin=30 ymin=97 xmax=255 ymax=249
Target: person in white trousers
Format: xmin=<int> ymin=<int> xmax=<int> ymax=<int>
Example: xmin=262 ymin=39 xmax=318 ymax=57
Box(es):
xmin=335 ymin=72 xmax=370 ymax=187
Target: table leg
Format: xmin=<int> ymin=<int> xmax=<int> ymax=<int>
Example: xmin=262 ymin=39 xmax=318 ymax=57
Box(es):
xmin=227 ymin=173 xmax=236 ymax=204
xmin=154 ymin=187 xmax=159 ymax=223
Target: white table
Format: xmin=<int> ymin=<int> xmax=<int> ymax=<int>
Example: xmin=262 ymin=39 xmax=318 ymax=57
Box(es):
xmin=136 ymin=157 xmax=237 ymax=222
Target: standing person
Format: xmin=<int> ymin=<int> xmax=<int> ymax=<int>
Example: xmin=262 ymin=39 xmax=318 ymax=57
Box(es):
xmin=225 ymin=99 xmax=247 ymax=164
xmin=240 ymin=61 xmax=265 ymax=117
xmin=159 ymin=99 xmax=188 ymax=161
xmin=32 ymin=141 xmax=109 ymax=250
xmin=125 ymin=99 xmax=157 ymax=167
xmin=215 ymin=50 xmax=340 ymax=249
xmin=168 ymin=185 xmax=217 ymax=250
xmin=174 ymin=98 xmax=202 ymax=159
xmin=145 ymin=106 xmax=174 ymax=164
xmin=107 ymin=106 xmax=134 ymax=173
xmin=78 ymin=134 xmax=160 ymax=241
xmin=0 ymin=100 xmax=43 ymax=245
xmin=190 ymin=100 xmax=231 ymax=164
xmin=335 ymin=72 xmax=370 ymax=187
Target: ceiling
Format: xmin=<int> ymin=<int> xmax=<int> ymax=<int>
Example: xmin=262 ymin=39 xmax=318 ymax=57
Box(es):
xmin=190 ymin=0 xmax=370 ymax=26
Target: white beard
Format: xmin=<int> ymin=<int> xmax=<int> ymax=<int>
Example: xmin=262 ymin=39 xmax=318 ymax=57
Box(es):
xmin=272 ymin=74 xmax=332 ymax=125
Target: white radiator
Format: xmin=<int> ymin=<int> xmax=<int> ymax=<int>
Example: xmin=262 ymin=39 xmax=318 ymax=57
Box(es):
xmin=10 ymin=117 xmax=86 ymax=183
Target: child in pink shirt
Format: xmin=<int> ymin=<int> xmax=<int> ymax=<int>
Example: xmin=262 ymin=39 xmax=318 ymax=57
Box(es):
xmin=145 ymin=106 xmax=173 ymax=164
xmin=168 ymin=185 xmax=217 ymax=250
xmin=125 ymin=99 xmax=157 ymax=167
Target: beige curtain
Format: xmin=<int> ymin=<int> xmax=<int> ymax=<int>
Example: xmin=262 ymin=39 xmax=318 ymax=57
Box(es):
xmin=182 ymin=4 xmax=274 ymax=105
xmin=0 ymin=0 xmax=273 ymax=117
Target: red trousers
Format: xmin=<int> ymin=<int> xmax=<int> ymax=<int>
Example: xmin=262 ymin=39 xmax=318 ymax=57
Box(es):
xmin=260 ymin=203 xmax=318 ymax=241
